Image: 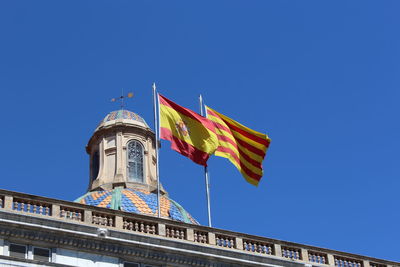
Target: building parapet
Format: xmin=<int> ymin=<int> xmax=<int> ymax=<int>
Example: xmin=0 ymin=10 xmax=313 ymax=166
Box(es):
xmin=0 ymin=189 xmax=398 ymax=267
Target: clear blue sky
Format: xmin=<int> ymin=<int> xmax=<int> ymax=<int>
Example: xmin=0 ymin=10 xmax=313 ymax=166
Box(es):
xmin=0 ymin=0 xmax=399 ymax=262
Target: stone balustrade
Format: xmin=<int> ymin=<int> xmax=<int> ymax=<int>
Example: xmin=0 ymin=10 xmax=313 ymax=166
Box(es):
xmin=243 ymin=239 xmax=273 ymax=255
xmin=308 ymin=251 xmax=328 ymax=264
xmin=215 ymin=234 xmax=236 ymax=249
xmin=0 ymin=189 xmax=397 ymax=267
xmin=60 ymin=206 xmax=83 ymax=221
xmin=123 ymin=218 xmax=157 ymax=235
xmin=194 ymin=230 xmax=208 ymax=244
xmin=334 ymin=256 xmax=362 ymax=267
xmin=92 ymin=212 xmax=115 ymax=227
xmin=166 ymin=225 xmax=186 ymax=240
xmin=12 ymin=198 xmax=51 ymax=216
xmin=282 ymin=246 xmax=302 ymax=260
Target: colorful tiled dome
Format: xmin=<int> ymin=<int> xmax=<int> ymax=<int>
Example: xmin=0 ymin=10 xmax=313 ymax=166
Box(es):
xmin=75 ymin=188 xmax=198 ymax=224
xmin=104 ymin=110 xmax=148 ymax=125
xmin=95 ymin=110 xmax=150 ymax=131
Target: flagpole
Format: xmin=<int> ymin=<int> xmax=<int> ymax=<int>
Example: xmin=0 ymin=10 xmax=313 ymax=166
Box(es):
xmin=153 ymin=83 xmax=161 ymax=218
xmin=199 ymin=94 xmax=212 ymax=227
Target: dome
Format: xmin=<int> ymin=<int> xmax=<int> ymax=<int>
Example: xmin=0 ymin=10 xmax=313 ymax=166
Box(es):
xmin=75 ymin=188 xmax=198 ymax=225
xmin=95 ymin=110 xmax=150 ymax=131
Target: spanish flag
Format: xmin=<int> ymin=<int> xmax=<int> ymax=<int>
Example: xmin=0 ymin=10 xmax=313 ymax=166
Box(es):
xmin=205 ymin=106 xmax=271 ymax=186
xmin=159 ymin=94 xmax=219 ymax=166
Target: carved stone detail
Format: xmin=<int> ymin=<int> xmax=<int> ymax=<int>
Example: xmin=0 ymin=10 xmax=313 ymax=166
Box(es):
xmin=0 ymin=226 xmax=218 ymax=267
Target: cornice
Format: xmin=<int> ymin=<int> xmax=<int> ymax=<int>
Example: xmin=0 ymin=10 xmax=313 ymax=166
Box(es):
xmin=0 ymin=213 xmax=288 ymax=267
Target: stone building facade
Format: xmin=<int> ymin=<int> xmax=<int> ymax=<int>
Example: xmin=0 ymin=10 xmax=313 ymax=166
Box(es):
xmin=0 ymin=110 xmax=397 ymax=267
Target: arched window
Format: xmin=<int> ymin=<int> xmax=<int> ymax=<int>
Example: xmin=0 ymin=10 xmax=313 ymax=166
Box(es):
xmin=91 ymin=150 xmax=99 ymax=181
xmin=127 ymin=140 xmax=144 ymax=182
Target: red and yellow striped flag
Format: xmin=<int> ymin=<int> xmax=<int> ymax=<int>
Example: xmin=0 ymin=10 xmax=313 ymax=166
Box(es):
xmin=159 ymin=94 xmax=219 ymax=166
xmin=205 ymin=106 xmax=271 ymax=186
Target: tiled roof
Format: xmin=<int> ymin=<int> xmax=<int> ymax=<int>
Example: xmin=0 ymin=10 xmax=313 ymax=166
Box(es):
xmin=100 ymin=110 xmax=149 ymax=127
xmin=76 ymin=188 xmax=198 ymax=225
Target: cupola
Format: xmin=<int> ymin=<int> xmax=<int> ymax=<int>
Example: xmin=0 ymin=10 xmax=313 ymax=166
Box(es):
xmin=75 ymin=109 xmax=198 ymax=224
xmin=86 ymin=109 xmax=157 ymax=192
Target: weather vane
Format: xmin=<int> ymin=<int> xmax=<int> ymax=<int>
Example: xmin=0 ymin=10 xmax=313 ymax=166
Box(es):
xmin=111 ymin=89 xmax=134 ymax=109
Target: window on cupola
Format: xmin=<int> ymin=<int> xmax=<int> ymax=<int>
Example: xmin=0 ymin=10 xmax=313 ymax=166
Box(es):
xmin=127 ymin=140 xmax=144 ymax=183
xmin=91 ymin=150 xmax=100 ymax=181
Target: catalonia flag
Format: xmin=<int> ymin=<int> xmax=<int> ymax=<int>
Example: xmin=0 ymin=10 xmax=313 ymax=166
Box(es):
xmin=205 ymin=106 xmax=271 ymax=186
xmin=159 ymin=94 xmax=219 ymax=166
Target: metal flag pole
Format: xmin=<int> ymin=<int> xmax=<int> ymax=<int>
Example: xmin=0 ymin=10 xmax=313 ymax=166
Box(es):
xmin=152 ymin=83 xmax=161 ymax=218
xmin=199 ymin=94 xmax=212 ymax=227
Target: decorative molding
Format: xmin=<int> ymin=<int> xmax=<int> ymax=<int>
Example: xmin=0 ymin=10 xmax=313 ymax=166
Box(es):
xmin=0 ymin=226 xmax=228 ymax=267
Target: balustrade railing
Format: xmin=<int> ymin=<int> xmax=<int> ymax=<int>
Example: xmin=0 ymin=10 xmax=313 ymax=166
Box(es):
xmin=13 ymin=198 xmax=51 ymax=216
xmin=243 ymin=239 xmax=273 ymax=255
xmin=194 ymin=230 xmax=208 ymax=244
xmin=281 ymin=246 xmax=301 ymax=260
xmin=334 ymin=256 xmax=363 ymax=267
xmin=308 ymin=251 xmax=327 ymax=264
xmin=92 ymin=212 xmax=114 ymax=227
xmin=0 ymin=190 xmax=397 ymax=267
xmin=215 ymin=234 xmax=235 ymax=249
xmin=60 ymin=206 xmax=83 ymax=221
xmin=123 ymin=218 xmax=156 ymax=235
xmin=166 ymin=225 xmax=185 ymax=239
